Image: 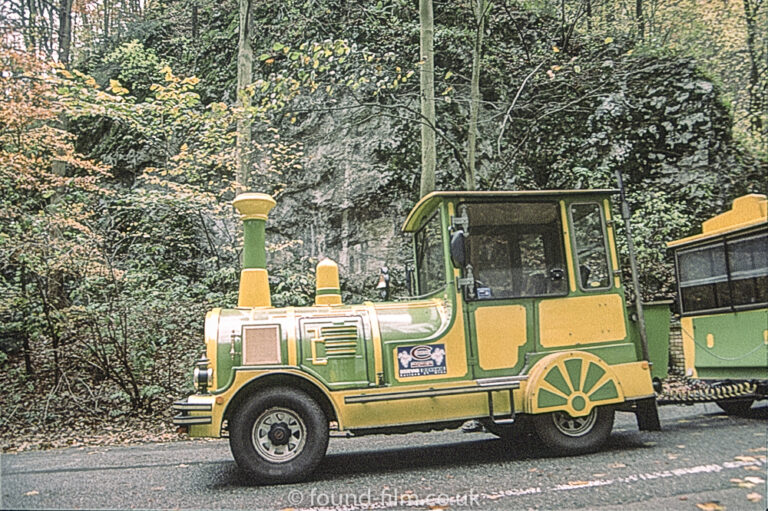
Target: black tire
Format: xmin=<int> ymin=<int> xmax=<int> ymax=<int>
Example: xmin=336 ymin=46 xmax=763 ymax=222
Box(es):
xmin=532 ymin=406 xmax=615 ymax=455
xmin=716 ymin=399 xmax=754 ymax=416
xmin=229 ymin=387 xmax=329 ymax=484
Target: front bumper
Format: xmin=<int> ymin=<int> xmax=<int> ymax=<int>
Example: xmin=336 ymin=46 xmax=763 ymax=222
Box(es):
xmin=172 ymin=397 xmax=213 ymax=426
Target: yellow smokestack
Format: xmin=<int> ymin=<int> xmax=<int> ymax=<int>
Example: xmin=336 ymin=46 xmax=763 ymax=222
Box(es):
xmin=233 ymin=193 xmax=276 ymax=308
xmin=315 ymin=258 xmax=342 ymax=306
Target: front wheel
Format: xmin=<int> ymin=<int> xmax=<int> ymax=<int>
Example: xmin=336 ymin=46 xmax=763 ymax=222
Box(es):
xmin=229 ymin=387 xmax=329 ymax=484
xmin=532 ymin=406 xmax=615 ymax=455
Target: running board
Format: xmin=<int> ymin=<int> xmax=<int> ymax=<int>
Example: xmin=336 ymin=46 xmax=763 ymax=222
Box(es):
xmin=345 ymin=382 xmax=519 ymax=404
xmin=345 ymin=382 xmax=519 ymax=426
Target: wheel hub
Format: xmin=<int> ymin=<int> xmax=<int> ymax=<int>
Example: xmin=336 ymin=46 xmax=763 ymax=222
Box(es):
xmin=552 ymin=408 xmax=598 ymax=437
xmin=251 ymin=407 xmax=307 ymax=463
xmin=268 ymin=423 xmax=290 ymax=445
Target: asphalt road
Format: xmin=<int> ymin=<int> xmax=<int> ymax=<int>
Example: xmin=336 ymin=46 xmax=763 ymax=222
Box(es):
xmin=2 ymin=402 xmax=767 ymax=511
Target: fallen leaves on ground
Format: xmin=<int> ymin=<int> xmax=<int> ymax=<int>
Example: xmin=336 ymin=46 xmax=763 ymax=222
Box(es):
xmin=2 ymin=416 xmax=188 ymax=453
xmin=695 ymin=501 xmax=725 ymax=511
xmin=746 ymin=492 xmax=762 ymax=503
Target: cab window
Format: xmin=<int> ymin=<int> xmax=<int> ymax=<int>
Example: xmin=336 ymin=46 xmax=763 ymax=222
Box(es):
xmin=570 ymin=203 xmax=611 ymax=290
xmin=414 ymin=211 xmax=445 ymax=295
xmin=464 ymin=202 xmax=567 ymax=299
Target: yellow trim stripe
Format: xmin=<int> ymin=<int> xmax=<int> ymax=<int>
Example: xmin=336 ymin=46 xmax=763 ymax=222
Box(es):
xmin=204 ymin=308 xmax=221 ymax=391
xmin=603 ymin=199 xmax=622 ymax=289
xmin=560 ymin=201 xmax=577 ymax=291
xmin=364 ymin=302 xmax=384 ymax=380
xmin=286 ymin=307 xmax=298 ymax=365
xmin=681 ymin=316 xmax=697 ymax=377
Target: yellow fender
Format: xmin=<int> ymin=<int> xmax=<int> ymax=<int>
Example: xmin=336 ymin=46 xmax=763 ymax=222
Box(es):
xmin=526 ymin=351 xmax=625 ymax=417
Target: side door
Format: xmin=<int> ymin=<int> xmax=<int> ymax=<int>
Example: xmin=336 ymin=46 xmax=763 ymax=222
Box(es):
xmin=534 ymin=200 xmax=630 ymax=357
xmin=463 ymin=201 xmax=569 ymax=378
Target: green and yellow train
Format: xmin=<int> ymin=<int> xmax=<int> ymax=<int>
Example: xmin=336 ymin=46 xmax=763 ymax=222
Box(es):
xmin=173 ymin=190 xmax=767 ymax=483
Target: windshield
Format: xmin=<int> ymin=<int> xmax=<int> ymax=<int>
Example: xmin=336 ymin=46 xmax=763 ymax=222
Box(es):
xmin=414 ymin=211 xmax=445 ymax=295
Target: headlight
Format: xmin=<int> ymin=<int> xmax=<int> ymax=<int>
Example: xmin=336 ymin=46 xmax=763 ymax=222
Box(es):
xmin=193 ymin=355 xmax=213 ymax=394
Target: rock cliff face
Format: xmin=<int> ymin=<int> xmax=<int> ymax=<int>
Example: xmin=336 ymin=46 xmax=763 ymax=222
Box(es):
xmin=266 ymin=101 xmax=417 ymax=297
xmin=261 ymin=56 xmax=756 ymax=301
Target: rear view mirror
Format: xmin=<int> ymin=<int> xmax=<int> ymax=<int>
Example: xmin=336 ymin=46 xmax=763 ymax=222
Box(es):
xmin=450 ymin=230 xmax=466 ymax=268
xmin=405 ymin=265 xmax=415 ymax=296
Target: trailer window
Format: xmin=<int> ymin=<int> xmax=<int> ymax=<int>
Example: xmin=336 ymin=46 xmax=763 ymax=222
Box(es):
xmin=727 ymin=232 xmax=768 ymax=306
xmin=678 ymin=244 xmax=730 ymax=312
xmin=678 ymin=231 xmax=768 ymax=314
xmin=414 ymin=212 xmax=445 ymax=295
xmin=570 ymin=203 xmax=611 ymax=290
xmin=464 ymin=202 xmax=567 ymax=299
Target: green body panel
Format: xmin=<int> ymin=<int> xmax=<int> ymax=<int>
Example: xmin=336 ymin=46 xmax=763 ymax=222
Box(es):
xmin=298 ymin=316 xmax=373 ymax=390
xmin=242 ymin=219 xmax=267 ymax=268
xmin=538 ymin=389 xmax=568 ymax=407
xmin=589 ymin=380 xmax=619 ymax=401
xmin=690 ymin=308 xmax=768 ymax=380
xmin=627 ymin=302 xmax=672 ymax=380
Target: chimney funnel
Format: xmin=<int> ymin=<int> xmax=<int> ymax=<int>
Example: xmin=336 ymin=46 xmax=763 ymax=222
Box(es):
xmin=233 ymin=193 xmax=276 ymax=308
xmin=315 ymin=258 xmax=342 ymax=305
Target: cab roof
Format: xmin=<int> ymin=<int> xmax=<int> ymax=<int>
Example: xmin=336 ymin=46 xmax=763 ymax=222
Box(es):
xmin=402 ymin=189 xmax=619 ymax=232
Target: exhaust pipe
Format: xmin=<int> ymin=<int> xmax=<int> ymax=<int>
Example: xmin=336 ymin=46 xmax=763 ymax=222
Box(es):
xmin=233 ymin=193 xmax=276 ymax=308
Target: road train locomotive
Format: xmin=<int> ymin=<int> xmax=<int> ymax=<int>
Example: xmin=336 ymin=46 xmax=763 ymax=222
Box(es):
xmin=173 ymin=189 xmax=767 ymax=483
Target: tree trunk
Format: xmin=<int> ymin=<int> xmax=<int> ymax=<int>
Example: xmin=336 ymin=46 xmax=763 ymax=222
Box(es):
xmin=20 ymin=265 xmax=34 ymax=376
xmin=467 ymin=0 xmax=489 ymax=191
xmin=419 ymin=0 xmax=436 ymax=198
xmin=57 ymin=0 xmax=73 ymax=65
xmin=103 ymin=0 xmax=110 ymax=47
xmin=636 ymin=0 xmax=644 ymax=41
xmin=743 ymin=0 xmax=764 ymax=142
xmin=192 ymin=1 xmax=199 ymax=40
xmin=26 ymin=0 xmax=38 ymax=54
xmin=236 ymin=0 xmax=254 ymax=191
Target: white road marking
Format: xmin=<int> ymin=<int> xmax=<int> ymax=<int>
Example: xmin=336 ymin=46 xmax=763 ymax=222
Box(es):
xmin=295 ymin=456 xmax=767 ymax=510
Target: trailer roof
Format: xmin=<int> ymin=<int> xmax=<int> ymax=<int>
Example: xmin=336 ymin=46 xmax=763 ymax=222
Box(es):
xmin=667 ymin=194 xmax=767 ymax=249
xmin=402 ymin=189 xmax=619 ymax=232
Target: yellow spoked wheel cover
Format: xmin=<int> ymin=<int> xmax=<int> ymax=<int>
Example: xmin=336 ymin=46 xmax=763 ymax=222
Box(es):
xmin=526 ymin=351 xmax=624 ymax=417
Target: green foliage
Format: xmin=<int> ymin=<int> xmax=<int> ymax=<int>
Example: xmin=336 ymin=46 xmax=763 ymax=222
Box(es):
xmin=101 ymin=40 xmax=166 ymax=99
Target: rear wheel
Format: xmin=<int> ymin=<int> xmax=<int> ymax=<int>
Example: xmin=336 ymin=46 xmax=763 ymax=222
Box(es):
xmin=229 ymin=387 xmax=329 ymax=484
xmin=532 ymin=406 xmax=614 ymax=455
xmin=716 ymin=399 xmax=754 ymax=416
